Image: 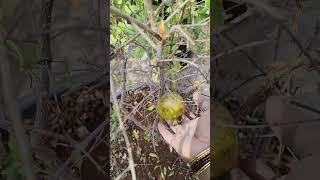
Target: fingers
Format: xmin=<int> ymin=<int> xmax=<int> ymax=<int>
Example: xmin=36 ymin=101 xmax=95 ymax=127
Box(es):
xmin=170 ymin=124 xmax=184 ymax=134
xmin=193 ymin=91 xmax=209 ymax=111
xmin=181 ymin=114 xmax=199 ymax=134
xmin=181 ymin=115 xmax=191 ymax=129
xmin=186 ymin=112 xmax=197 ymax=119
xmin=166 ymin=121 xmax=182 ymax=133
xmin=158 ymin=122 xmax=175 ymax=145
xmin=182 ymin=114 xmax=191 ymax=122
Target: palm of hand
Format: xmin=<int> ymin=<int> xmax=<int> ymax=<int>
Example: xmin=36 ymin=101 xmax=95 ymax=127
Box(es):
xmin=158 ymin=92 xmax=210 ymax=162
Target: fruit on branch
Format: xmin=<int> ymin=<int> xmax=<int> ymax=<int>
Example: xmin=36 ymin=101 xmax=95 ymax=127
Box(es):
xmin=211 ymin=102 xmax=237 ymax=178
xmin=156 ymin=92 xmax=185 ymax=121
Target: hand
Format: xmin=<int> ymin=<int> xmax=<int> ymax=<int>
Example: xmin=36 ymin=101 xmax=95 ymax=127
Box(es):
xmin=158 ymin=92 xmax=210 ymax=162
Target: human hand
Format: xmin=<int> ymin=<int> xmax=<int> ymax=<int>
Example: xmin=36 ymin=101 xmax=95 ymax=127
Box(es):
xmin=158 ymin=92 xmax=210 ymax=162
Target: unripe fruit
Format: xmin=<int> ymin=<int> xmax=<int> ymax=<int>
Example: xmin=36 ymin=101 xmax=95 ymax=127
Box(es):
xmin=212 ymin=102 xmax=237 ymax=178
xmin=157 ymin=93 xmax=185 ymax=121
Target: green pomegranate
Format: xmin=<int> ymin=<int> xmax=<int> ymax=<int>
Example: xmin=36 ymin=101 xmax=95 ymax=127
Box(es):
xmin=157 ymin=92 xmax=185 ymax=121
xmin=211 ymin=102 xmax=237 ymax=178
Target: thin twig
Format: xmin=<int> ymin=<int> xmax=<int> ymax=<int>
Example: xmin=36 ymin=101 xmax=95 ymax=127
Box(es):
xmin=115 ymin=164 xmax=138 ymax=180
xmin=221 ymin=32 xmax=266 ymax=75
xmin=222 ymin=73 xmax=265 ymax=100
xmin=132 ymin=24 xmax=157 ymax=50
xmin=177 ymin=21 xmax=209 ymax=28
xmin=216 ymin=118 xmax=320 ymax=129
xmin=272 ymin=0 xmax=290 ymax=62
xmin=119 ymin=51 xmax=128 ymax=105
xmin=52 ymin=121 xmax=107 ymax=179
xmin=110 ymin=6 xmax=161 ymax=40
xmin=244 ymin=0 xmax=320 ymax=74
xmin=165 ymin=0 xmax=192 ymax=24
xmin=50 ymin=25 xmax=108 ymax=39
xmin=242 ymin=0 xmax=286 ymax=20
xmin=159 ymin=58 xmax=200 ymax=69
xmin=144 ymin=0 xmax=155 ymax=30
xmin=65 ymin=135 xmax=108 ymax=177
xmin=290 ymin=100 xmax=320 ymax=115
xmin=212 ymin=40 xmax=274 ymax=61
xmin=278 ymin=22 xmax=320 ymax=73
xmin=114 ymin=34 xmax=140 ymax=53
xmin=212 ymin=10 xmax=252 ymax=35
xmin=171 ymin=26 xmax=195 ymax=46
xmin=111 ymin=79 xmax=137 ymax=180
xmin=157 ymin=41 xmax=165 ymax=96
xmin=155 ymin=0 xmax=168 ymax=17
xmin=32 ymin=1 xmax=74 ymax=179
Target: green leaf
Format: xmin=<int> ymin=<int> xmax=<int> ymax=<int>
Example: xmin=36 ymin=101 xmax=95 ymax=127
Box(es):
xmin=111 ymin=105 xmax=118 ymax=121
xmin=70 ymin=150 xmax=83 ymax=169
xmin=148 ymin=51 xmax=155 ymax=60
xmin=133 ymin=47 xmax=144 ymax=59
xmin=147 ymin=104 xmax=156 ymax=111
xmin=0 ymin=136 xmax=25 ymax=180
xmin=5 ymin=40 xmax=32 ymax=70
xmin=118 ymin=21 xmax=126 ymax=29
xmin=2 ymin=0 xmax=17 ymax=18
xmin=271 ymin=66 xmax=290 ymax=81
xmin=110 ymin=34 xmax=117 ymax=44
xmin=205 ymin=0 xmax=210 ymax=8
xmin=63 ymin=56 xmax=72 ymax=83
xmin=124 ymin=5 xmax=131 ymax=14
xmin=22 ymin=45 xmax=39 ymax=70
xmin=213 ymin=0 xmax=225 ymax=29
xmin=172 ymin=59 xmax=181 ymax=69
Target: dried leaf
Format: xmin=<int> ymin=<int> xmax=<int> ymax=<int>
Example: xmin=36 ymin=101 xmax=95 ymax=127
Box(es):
xmin=161 ymin=171 xmax=165 ymax=179
xmin=147 ymin=104 xmax=156 ymax=111
xmin=168 ymin=171 xmax=174 ymax=177
xmin=159 ymin=20 xmax=165 ymax=39
xmin=149 ymin=153 xmax=159 ymax=160
xmin=133 ymin=129 xmax=139 ymax=140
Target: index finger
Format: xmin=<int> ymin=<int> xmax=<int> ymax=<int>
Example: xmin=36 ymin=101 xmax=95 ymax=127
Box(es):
xmin=193 ymin=92 xmax=210 ymax=111
xmin=158 ymin=122 xmax=175 ymax=146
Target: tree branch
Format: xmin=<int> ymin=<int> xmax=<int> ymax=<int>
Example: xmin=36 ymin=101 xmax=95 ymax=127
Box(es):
xmin=132 ymin=24 xmax=157 ymax=50
xmin=212 ymin=39 xmax=273 ymax=61
xmin=164 ymin=0 xmax=192 ymax=24
xmin=144 ymin=0 xmax=155 ymax=30
xmin=110 ymin=79 xmax=137 ymax=180
xmin=110 ymin=6 xmax=161 ymax=40
xmin=0 ymin=41 xmax=36 ymax=180
xmin=32 ymin=0 xmax=54 ymax=148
